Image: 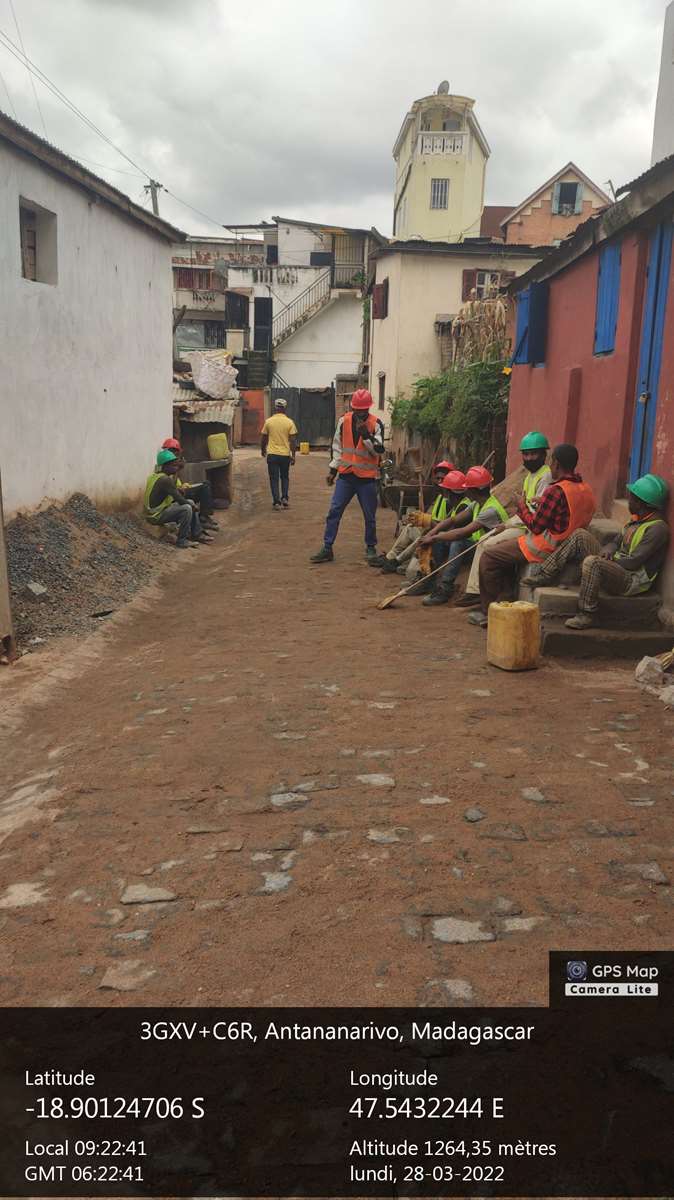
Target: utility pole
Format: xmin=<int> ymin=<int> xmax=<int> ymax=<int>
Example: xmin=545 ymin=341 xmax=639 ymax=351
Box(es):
xmin=144 ymin=180 xmax=162 ymax=215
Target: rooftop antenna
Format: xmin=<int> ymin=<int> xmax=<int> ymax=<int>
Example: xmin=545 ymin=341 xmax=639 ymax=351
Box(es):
xmin=437 ymin=80 xmax=450 ymax=94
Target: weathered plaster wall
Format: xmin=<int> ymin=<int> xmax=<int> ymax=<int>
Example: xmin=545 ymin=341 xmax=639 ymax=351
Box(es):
xmin=0 ymin=142 xmax=173 ymax=518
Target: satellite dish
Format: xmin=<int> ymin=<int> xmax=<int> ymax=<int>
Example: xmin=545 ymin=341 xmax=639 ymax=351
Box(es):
xmin=437 ymin=80 xmax=450 ymax=94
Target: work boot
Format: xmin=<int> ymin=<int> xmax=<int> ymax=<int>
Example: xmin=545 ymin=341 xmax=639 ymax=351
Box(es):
xmin=310 ymin=546 xmax=334 ymax=563
xmin=565 ymin=612 xmax=595 ymax=630
xmin=455 ymin=591 xmax=481 ymax=609
xmin=272 ymin=502 xmax=281 ymax=511
xmin=281 ymin=499 xmax=289 ymax=509
xmin=422 ymin=584 xmax=454 ymax=607
xmin=379 ymin=558 xmax=400 ymax=574
xmin=406 ymin=574 xmax=436 ymax=597
xmin=365 ymin=547 xmax=378 ymax=562
xmin=467 ymin=610 xmax=488 ymax=628
xmin=367 ymin=554 xmax=389 ymax=569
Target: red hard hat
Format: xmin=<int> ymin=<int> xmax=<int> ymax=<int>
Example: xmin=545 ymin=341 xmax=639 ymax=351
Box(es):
xmin=162 ymin=437 xmax=182 ymax=451
xmin=463 ymin=465 xmax=493 ymax=490
xmin=351 ymin=389 xmax=373 ymax=410
xmin=441 ymin=469 xmax=466 ymax=491
xmin=434 ymin=459 xmax=455 ymax=472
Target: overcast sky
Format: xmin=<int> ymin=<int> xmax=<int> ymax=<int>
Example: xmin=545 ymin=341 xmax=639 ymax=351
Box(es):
xmin=0 ymin=0 xmax=668 ymax=236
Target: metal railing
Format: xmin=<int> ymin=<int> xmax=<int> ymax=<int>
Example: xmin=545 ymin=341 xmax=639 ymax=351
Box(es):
xmin=417 ymin=131 xmax=465 ymax=156
xmin=272 ymin=269 xmax=331 ymax=345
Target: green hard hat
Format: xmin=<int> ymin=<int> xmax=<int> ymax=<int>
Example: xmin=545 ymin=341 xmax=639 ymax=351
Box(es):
xmin=627 ymin=473 xmax=669 ymax=508
xmin=519 ymin=430 xmax=550 ymax=451
xmin=156 ymin=449 xmax=177 ymax=466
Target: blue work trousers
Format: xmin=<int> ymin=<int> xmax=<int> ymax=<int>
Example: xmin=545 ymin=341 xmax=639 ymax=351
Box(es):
xmin=438 ymin=537 xmax=475 ymax=588
xmin=323 ymin=473 xmax=378 ymax=549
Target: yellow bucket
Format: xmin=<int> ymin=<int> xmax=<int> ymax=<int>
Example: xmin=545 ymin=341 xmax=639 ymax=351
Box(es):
xmin=300 ymin=442 xmax=310 ymax=455
xmin=487 ymin=601 xmax=540 ymax=671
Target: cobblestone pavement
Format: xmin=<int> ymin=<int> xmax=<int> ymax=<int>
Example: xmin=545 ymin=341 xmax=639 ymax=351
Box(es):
xmin=1 ymin=454 xmax=672 ymax=1007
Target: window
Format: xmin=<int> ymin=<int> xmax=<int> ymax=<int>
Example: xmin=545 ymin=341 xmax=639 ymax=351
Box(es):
xmin=476 ymin=270 xmax=501 ymax=299
xmin=512 ymin=282 xmax=549 ymax=365
xmin=552 ymin=180 xmax=583 ymax=216
xmin=204 ymin=321 xmax=226 ymax=348
xmin=461 ymin=269 xmax=516 ymax=301
xmin=372 ymin=278 xmax=389 ymax=320
xmin=20 ymin=200 xmax=57 ymax=284
xmin=430 ymin=178 xmax=449 ymax=209
xmin=175 ymin=267 xmax=212 ymax=290
xmin=310 ymin=251 xmax=333 ymax=267
xmin=266 ymin=243 xmax=278 ymax=265
xmin=594 ymin=242 xmax=621 ymax=355
xmin=442 ymin=116 xmax=462 ymax=131
xmin=378 ymin=374 xmax=386 ymax=410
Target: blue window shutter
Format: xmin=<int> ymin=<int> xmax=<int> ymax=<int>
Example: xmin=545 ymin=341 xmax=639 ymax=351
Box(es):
xmin=528 ymin=281 xmax=549 ymax=363
xmin=574 ymin=184 xmax=584 ymax=214
xmin=594 ymin=242 xmax=621 ymax=355
xmin=551 ymin=181 xmax=561 ymax=214
xmin=512 ymin=289 xmax=530 ymax=364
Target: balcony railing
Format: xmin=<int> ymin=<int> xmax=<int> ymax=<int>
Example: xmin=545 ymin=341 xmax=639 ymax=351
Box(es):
xmin=272 ymin=269 xmax=331 ymax=345
xmin=417 ymin=131 xmax=466 ymax=156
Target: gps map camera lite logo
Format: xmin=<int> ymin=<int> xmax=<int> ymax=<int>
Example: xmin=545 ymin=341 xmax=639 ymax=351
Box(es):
xmin=566 ymin=960 xmax=588 ymax=982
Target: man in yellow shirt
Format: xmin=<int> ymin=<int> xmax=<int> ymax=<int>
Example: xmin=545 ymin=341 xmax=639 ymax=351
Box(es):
xmin=260 ymin=399 xmax=299 ymax=510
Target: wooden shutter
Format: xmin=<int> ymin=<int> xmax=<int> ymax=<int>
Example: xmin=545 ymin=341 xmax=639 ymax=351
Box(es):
xmin=462 ymin=269 xmax=477 ymax=300
xmin=574 ymin=184 xmax=584 ymax=214
xmin=372 ymin=278 xmax=389 ymax=319
xmin=528 ymin=281 xmax=549 ymax=364
xmin=512 ymin=288 xmax=530 ymax=364
xmin=594 ymin=242 xmax=622 ymax=355
xmin=551 ymin=181 xmax=562 ymax=214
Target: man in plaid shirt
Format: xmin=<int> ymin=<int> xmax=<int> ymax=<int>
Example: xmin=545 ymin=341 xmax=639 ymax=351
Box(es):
xmin=468 ymin=444 xmax=596 ymax=627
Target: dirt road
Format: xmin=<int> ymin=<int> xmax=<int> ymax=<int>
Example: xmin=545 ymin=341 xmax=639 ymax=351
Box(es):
xmin=1 ymin=454 xmax=672 ymax=1007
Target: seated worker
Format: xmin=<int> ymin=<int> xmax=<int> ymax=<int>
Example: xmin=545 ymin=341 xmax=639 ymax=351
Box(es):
xmin=418 ymin=466 xmax=509 ymax=605
xmin=468 ymin=443 xmax=596 ymax=627
xmin=523 ymin=473 xmax=669 ymax=630
xmin=160 ymin=438 xmax=219 ymax=531
xmin=368 ymin=460 xmax=457 ymax=575
xmin=456 ymin=431 xmax=552 ymax=608
xmin=144 ymin=450 xmax=213 ymax=549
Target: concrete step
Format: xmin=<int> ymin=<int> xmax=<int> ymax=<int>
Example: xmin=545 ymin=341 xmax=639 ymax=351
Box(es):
xmin=530 ymin=585 xmax=662 ymax=627
xmin=541 ymin=625 xmax=674 ymax=659
xmin=589 ymin=516 xmax=622 ymax=544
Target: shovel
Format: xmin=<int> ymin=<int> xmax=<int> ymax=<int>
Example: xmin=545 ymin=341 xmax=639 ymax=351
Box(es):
xmin=376 ymin=529 xmax=498 ymax=611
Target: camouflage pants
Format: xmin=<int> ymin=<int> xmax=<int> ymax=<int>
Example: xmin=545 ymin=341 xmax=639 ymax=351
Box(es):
xmin=538 ymin=529 xmax=633 ymax=612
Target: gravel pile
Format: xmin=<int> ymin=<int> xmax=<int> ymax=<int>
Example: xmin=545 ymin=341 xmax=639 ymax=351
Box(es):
xmin=6 ymin=493 xmax=171 ymax=647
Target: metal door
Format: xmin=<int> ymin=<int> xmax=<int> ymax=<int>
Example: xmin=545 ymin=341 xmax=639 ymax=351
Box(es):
xmin=630 ymin=222 xmax=673 ymax=480
xmin=272 ymin=387 xmax=335 ymax=446
xmin=254 ymin=297 xmax=273 ymax=352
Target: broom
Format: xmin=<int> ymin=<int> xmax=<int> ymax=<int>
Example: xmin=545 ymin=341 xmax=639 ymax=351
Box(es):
xmin=376 ymin=529 xmax=498 ymax=610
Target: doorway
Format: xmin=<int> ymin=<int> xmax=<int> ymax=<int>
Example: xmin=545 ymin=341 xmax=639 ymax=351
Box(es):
xmin=629 ymin=222 xmax=673 ymax=480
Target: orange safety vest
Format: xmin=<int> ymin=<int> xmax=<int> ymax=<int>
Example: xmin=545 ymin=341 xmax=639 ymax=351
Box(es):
xmin=337 ymin=412 xmax=380 ymax=479
xmin=518 ymin=478 xmax=596 ymax=563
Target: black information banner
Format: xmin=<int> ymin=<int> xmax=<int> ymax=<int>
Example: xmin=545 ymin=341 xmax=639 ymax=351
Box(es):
xmin=0 ymin=957 xmax=672 ymax=1198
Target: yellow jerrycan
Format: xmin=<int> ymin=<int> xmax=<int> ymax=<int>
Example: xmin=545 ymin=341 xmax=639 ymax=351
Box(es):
xmin=300 ymin=441 xmax=310 ymax=455
xmin=487 ymin=601 xmax=540 ymax=671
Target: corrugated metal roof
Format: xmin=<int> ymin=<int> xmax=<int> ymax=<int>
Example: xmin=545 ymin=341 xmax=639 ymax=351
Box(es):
xmin=616 ymin=152 xmax=674 ymax=196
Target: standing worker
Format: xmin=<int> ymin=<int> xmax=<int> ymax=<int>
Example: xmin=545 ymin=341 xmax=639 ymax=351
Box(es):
xmin=310 ymin=389 xmax=385 ymax=563
xmin=261 ymin=398 xmax=298 ymax=510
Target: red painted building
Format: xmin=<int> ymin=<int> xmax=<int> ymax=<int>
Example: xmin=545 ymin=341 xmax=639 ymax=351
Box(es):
xmin=506 ymin=155 xmax=674 ymax=616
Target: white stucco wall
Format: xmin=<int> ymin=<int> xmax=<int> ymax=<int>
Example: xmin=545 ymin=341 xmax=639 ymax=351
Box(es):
xmin=369 ymin=249 xmax=539 ymax=424
xmin=275 ymin=293 xmax=363 ymax=388
xmin=652 ymin=1 xmax=674 ymax=165
xmin=0 ymin=142 xmax=174 ymax=518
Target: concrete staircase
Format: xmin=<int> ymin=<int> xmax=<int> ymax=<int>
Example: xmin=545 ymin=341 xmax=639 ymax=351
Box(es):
xmin=518 ymin=518 xmax=673 ymax=658
xmin=271 ymin=270 xmax=335 ymax=349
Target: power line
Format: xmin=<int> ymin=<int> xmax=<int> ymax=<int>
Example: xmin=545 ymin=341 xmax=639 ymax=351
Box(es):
xmin=162 ymin=187 xmax=225 ymax=230
xmin=8 ymin=0 xmax=46 ymax=137
xmin=0 ymin=26 xmax=152 ymax=177
xmin=0 ymin=64 xmax=16 ymax=117
xmin=0 ymin=26 xmax=228 ymax=230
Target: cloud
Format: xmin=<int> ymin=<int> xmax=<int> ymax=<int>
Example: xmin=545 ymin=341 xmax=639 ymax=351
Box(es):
xmin=0 ymin=0 xmax=667 ymax=235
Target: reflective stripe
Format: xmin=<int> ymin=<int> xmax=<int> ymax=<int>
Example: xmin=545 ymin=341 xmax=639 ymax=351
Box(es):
xmin=470 ymin=495 xmax=509 ymax=542
xmin=144 ymin=473 xmax=174 ymax=522
xmin=522 ymin=465 xmax=551 ymax=509
xmin=338 ymin=412 xmax=380 ymax=478
xmin=431 ymin=495 xmax=448 ymax=521
xmin=450 ymin=498 xmax=472 ymax=519
xmin=614 ymin=517 xmax=666 ymax=589
xmin=518 ymin=479 xmax=596 ymax=563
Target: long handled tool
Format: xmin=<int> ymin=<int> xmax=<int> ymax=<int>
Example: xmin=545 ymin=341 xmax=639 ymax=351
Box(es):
xmin=376 ymin=529 xmax=498 ymax=611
